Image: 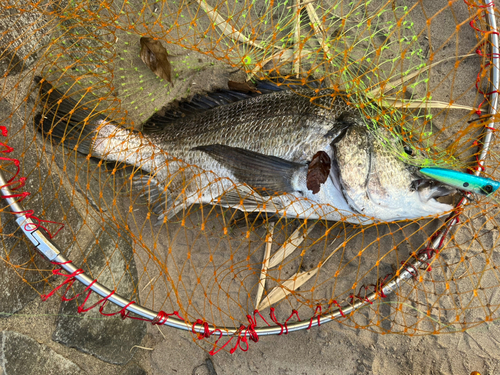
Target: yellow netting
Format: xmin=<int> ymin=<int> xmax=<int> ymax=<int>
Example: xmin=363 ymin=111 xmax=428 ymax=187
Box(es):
xmin=1 ymin=0 xmax=499 ymax=353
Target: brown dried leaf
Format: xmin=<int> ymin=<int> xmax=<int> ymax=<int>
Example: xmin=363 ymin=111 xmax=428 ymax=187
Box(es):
xmin=307 ymin=151 xmax=331 ymax=194
xmin=228 ymin=80 xmax=260 ymax=94
xmin=140 ymin=37 xmax=172 ymax=84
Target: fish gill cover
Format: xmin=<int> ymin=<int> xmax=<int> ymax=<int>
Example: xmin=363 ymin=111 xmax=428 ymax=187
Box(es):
xmin=0 ymin=0 xmax=499 ymax=354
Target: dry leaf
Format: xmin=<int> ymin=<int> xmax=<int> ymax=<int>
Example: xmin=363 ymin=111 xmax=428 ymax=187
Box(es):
xmin=140 ymin=37 xmax=172 ymax=84
xmin=197 ymin=0 xmax=269 ymax=51
xmin=268 ymin=224 xmax=315 ymax=269
xmin=259 ymin=235 xmax=354 ymax=309
xmin=307 ymin=151 xmax=331 ymax=194
xmin=255 ymin=222 xmax=274 ymax=308
xmin=257 ymin=268 xmax=318 ymax=310
xmin=381 ymin=98 xmax=475 ymax=111
xmin=228 ymin=80 xmax=260 ymax=94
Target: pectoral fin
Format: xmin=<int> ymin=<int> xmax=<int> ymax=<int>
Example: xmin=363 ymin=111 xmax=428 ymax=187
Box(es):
xmin=192 ymin=144 xmax=305 ymax=196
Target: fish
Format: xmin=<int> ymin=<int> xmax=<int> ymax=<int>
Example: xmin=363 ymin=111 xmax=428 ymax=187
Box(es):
xmin=34 ymin=77 xmax=456 ymax=225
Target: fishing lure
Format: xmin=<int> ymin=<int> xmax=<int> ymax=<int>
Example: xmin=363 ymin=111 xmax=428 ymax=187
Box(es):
xmin=420 ymin=167 xmax=500 ymax=196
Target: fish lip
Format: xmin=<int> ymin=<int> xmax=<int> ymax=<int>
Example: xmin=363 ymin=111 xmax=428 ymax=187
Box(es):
xmin=413 ymin=178 xmax=456 ymax=202
xmin=428 ymin=185 xmax=456 ymax=199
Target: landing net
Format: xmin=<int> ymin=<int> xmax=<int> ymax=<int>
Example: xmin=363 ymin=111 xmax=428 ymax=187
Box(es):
xmin=0 ymin=0 xmax=499 ymax=354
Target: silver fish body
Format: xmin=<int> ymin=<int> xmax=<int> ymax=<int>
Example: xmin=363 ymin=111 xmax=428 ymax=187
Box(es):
xmin=36 ymin=79 xmax=455 ymax=224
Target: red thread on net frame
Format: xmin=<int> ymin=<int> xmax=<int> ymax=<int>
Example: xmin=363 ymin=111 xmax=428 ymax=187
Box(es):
xmin=350 ymin=285 xmax=374 ymax=305
xmin=475 ymin=43 xmax=500 ymax=58
xmin=469 ymin=16 xmax=500 ymax=36
xmin=464 ymin=0 xmax=495 ymax=7
xmin=307 ymin=305 xmax=322 ymax=329
xmin=152 ymin=311 xmax=185 ymax=325
xmin=269 ymin=307 xmax=285 ymax=335
xmin=40 ymin=259 xmax=187 ymax=326
xmin=469 ymin=1 xmax=499 ymax=117
xmin=331 ymin=300 xmax=346 ymax=318
xmin=0 ymin=128 xmax=65 ymax=239
xmin=283 ymin=309 xmax=301 ymax=334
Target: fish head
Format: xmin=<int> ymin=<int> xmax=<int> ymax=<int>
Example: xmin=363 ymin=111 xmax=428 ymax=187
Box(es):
xmin=333 ymin=124 xmax=456 ymax=222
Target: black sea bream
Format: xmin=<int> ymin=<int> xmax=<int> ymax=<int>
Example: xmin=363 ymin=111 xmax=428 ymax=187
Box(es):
xmin=35 ymin=77 xmax=454 ymax=225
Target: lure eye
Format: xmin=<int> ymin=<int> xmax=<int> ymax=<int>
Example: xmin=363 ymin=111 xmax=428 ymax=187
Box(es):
xmin=482 ymin=184 xmax=494 ymax=194
xmin=403 ymin=145 xmax=414 ymax=156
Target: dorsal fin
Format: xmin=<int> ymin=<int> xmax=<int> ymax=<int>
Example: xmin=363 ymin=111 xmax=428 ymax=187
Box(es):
xmin=142 ymin=89 xmax=254 ymax=132
xmin=141 ymin=78 xmax=324 ymax=133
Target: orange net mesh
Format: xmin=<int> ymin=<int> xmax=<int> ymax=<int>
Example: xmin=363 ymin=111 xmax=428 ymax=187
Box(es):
xmin=1 ymin=0 xmax=499 ymax=353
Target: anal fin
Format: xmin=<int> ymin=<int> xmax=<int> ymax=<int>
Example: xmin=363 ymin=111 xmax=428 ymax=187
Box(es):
xmin=132 ymin=174 xmax=184 ymax=224
xmin=214 ymin=184 xmax=285 ymax=215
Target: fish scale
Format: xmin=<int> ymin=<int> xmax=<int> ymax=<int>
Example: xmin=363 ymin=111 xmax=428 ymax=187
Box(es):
xmin=148 ymin=88 xmax=354 ymax=163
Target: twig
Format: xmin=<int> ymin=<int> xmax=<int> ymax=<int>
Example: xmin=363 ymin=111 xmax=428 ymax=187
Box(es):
xmin=294 ymin=0 xmax=302 ymax=77
xmin=130 ymin=345 xmax=154 ymax=351
xmin=380 ymin=98 xmax=475 ymax=111
xmin=141 ymin=275 xmax=158 ymax=292
xmin=197 ymin=0 xmax=267 ymax=51
xmin=305 ymin=2 xmax=334 ymax=86
xmin=367 ymin=54 xmax=477 ymax=98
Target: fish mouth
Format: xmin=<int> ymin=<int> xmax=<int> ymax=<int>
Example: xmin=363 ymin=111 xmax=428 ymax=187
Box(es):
xmin=412 ymin=179 xmax=458 ymax=206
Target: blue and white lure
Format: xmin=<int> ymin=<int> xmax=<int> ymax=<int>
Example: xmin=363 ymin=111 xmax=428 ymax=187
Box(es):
xmin=420 ymin=167 xmax=500 ymax=196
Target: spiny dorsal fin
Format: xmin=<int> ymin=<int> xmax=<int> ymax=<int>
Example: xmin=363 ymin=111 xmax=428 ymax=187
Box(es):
xmin=142 ymin=78 xmax=324 ymax=133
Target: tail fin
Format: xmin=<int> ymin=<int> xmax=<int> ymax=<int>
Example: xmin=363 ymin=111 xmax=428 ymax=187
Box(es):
xmin=34 ymin=77 xmax=105 ymax=155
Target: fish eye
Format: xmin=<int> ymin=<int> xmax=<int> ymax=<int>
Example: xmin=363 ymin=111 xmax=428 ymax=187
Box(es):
xmin=403 ymin=145 xmax=414 ymax=156
xmin=482 ymin=184 xmax=494 ymax=194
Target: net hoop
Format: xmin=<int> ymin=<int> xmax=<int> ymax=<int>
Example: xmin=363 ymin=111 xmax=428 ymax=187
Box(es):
xmin=0 ymin=0 xmax=498 ymax=342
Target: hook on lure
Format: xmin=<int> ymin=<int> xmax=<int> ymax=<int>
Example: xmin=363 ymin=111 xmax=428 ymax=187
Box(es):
xmin=420 ymin=167 xmax=500 ymax=196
